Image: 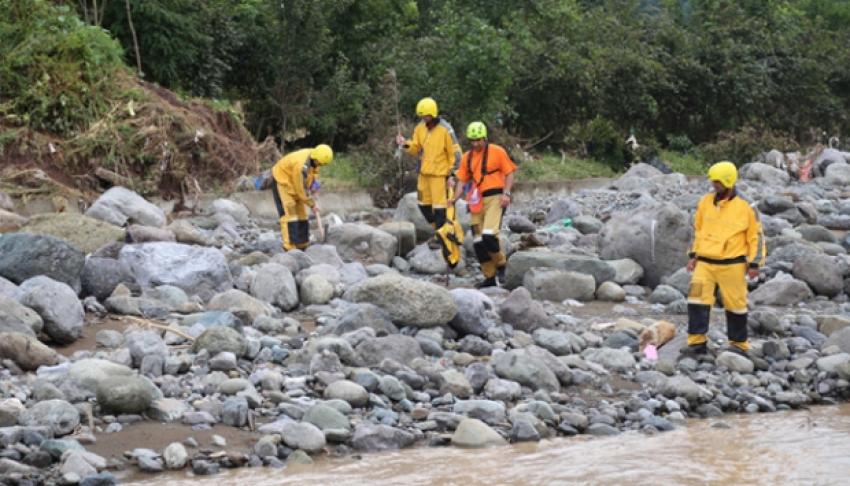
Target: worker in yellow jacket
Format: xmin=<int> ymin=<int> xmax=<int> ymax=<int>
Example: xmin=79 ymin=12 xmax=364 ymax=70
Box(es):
xmin=682 ymin=161 xmax=766 ymax=358
xmin=396 ymin=97 xmax=462 ymax=243
xmin=271 ymin=144 xmax=333 ymax=251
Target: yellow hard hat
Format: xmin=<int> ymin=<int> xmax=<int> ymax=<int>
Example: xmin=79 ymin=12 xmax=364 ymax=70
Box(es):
xmin=707 ymin=161 xmax=737 ymax=188
xmin=310 ymin=144 xmax=333 ymax=165
xmin=416 ymin=97 xmax=438 ymax=117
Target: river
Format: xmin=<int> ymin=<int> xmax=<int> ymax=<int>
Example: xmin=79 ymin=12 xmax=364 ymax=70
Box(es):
xmin=125 ymin=403 xmax=850 ymax=485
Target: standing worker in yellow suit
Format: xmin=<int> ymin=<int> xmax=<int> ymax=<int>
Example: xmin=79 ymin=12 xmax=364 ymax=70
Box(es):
xmin=681 ymin=161 xmax=766 ymax=358
xmin=449 ymin=122 xmax=516 ymax=287
xmin=395 ymin=97 xmax=462 ymax=244
xmin=271 ymin=144 xmax=333 ymax=251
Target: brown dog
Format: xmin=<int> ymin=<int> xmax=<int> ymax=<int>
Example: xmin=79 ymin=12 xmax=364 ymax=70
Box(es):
xmin=639 ymin=320 xmax=677 ymax=351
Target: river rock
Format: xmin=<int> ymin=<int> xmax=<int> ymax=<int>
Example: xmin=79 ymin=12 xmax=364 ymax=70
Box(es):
xmin=69 ymin=359 xmax=136 ymax=394
xmin=740 ymin=162 xmax=790 ymax=186
xmin=19 ymin=400 xmax=79 ymax=436
xmin=192 ymin=326 xmax=247 ymax=357
xmin=824 ymin=327 xmax=850 ymax=354
xmin=351 ymin=423 xmax=415 ymax=451
xmin=582 ymin=347 xmax=636 ymax=371
xmin=300 ymin=274 xmax=335 ymax=305
xmin=649 ymin=285 xmax=683 ymax=305
xmin=326 ymin=223 xmax=397 ymax=266
xmin=533 ymin=329 xmax=585 ymax=355
xmin=125 ymin=330 xmax=168 ymax=367
xmin=817 ymin=353 xmax=850 ymax=373
xmin=356 ymin=335 xmax=424 ymax=366
xmin=377 ymin=221 xmax=416 ymax=256
xmin=522 ymin=267 xmax=596 ymax=302
xmin=163 ymin=442 xmax=188 ymax=470
xmin=324 ymin=380 xmax=369 ymax=407
xmin=453 ymin=400 xmax=506 ymax=425
xmin=221 ymin=397 xmax=249 ymax=427
xmin=599 ymin=203 xmax=692 ymax=287
xmin=596 ymin=281 xmax=626 ymax=302
xmin=451 ymin=418 xmax=507 ymax=448
xmin=81 ymin=257 xmax=135 ymax=301
xmin=0 ymin=233 xmax=85 ymax=292
xmin=0 ymin=332 xmax=58 ymax=371
xmin=328 ymin=303 xmax=397 ymax=336
xmin=249 ymin=263 xmax=298 ymax=311
xmin=208 ymin=289 xmax=273 ymax=322
xmin=824 ymin=162 xmax=850 ymax=186
xmin=119 ymin=243 xmax=232 ymax=299
xmin=345 ymin=273 xmax=457 ymax=327
xmin=792 ymin=253 xmax=844 ymax=297
xmin=441 ymin=370 xmax=474 ymax=399
xmin=449 ymin=288 xmax=495 ymax=337
xmin=86 ymin=187 xmax=166 ymax=227
xmin=499 ymin=287 xmax=554 ymax=332
xmin=504 ymin=251 xmax=614 ymax=290
xmin=492 ymin=349 xmax=559 ymax=392
xmin=716 ymin=351 xmax=754 ymax=373
xmin=96 ymin=375 xmax=160 ymax=414
xmin=663 ymin=375 xmax=710 ymax=402
xmin=394 ymin=192 xmax=435 ymax=241
xmin=281 ymin=422 xmax=326 ymax=452
xmin=0 ymin=295 xmax=42 ymax=336
xmin=304 ymin=404 xmax=350 ymax=431
xmin=126 ymin=224 xmax=176 ymax=243
xmin=19 ymin=276 xmax=84 ymax=344
xmin=606 ymin=259 xmax=645 ymax=285
xmin=750 ymin=273 xmax=813 ymax=306
xmin=21 ymin=213 xmax=125 ymax=254
xmin=304 ymin=245 xmax=345 ymax=269
xmin=0 ymin=209 xmax=27 ymax=233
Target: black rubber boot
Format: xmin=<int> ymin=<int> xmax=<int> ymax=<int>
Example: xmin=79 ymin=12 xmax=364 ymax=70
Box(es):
xmin=678 ymin=342 xmax=708 ymax=359
xmin=476 ymin=276 xmax=498 ymax=288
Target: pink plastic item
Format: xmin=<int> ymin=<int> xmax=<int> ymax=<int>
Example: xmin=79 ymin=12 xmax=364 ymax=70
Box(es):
xmin=643 ymin=344 xmax=659 ymax=361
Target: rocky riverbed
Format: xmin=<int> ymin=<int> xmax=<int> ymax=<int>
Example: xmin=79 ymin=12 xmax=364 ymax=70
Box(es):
xmin=2 ymin=161 xmax=850 ymax=485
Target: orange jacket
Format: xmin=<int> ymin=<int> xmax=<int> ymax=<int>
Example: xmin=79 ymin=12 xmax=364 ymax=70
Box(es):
xmin=456 ymin=143 xmax=516 ymax=193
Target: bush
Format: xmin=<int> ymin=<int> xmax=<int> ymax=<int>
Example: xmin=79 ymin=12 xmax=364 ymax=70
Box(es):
xmin=566 ymin=116 xmax=628 ymax=169
xmin=697 ymin=127 xmax=800 ymax=166
xmin=667 ymin=134 xmax=695 ymax=154
xmin=0 ymin=0 xmax=125 ymax=136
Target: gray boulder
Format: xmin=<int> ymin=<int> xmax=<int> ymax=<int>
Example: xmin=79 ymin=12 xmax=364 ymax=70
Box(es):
xmin=499 ymin=287 xmax=554 ymax=332
xmin=0 ymin=295 xmax=42 ymax=336
xmin=824 ymin=327 xmax=850 ymax=354
xmin=0 ymin=332 xmax=59 ymax=371
xmin=606 ymin=259 xmax=644 ymax=285
xmin=792 ymin=253 xmax=843 ymax=297
xmin=281 ymin=422 xmax=326 ymax=453
xmin=351 ymin=423 xmax=415 ymax=452
xmin=345 ymin=273 xmax=456 ymax=327
xmin=377 ymin=221 xmax=416 ymax=256
xmin=119 ymin=243 xmax=232 ymax=300
xmin=449 ymin=288 xmax=495 ymax=336
xmin=327 ymin=303 xmax=397 ymax=336
xmin=323 ymin=380 xmax=369 ymax=407
xmin=208 ymin=289 xmax=273 ymax=322
xmin=326 ymin=223 xmax=397 ymax=266
xmin=523 ymin=267 xmax=596 ymax=302
xmin=0 ymin=233 xmax=85 ymax=293
xmin=504 ymin=251 xmax=614 ymax=290
xmin=85 ymin=186 xmax=166 ymax=227
xmin=582 ymin=347 xmax=636 ymax=371
xmin=649 ymin=285 xmax=683 ymax=305
xmin=68 ymin=359 xmax=136 ymax=394
xmin=533 ymin=329 xmax=585 ymax=355
xmin=19 ymin=400 xmax=79 ymax=436
xmin=739 ymin=162 xmax=790 ymax=186
xmin=192 ymin=326 xmax=247 ymax=357
xmin=125 ymin=331 xmax=168 ymax=367
xmin=300 ymin=274 xmax=335 ymax=305
xmin=492 ymin=349 xmax=559 ymax=392
xmin=304 ymin=404 xmax=350 ymax=431
xmin=599 ymin=203 xmax=692 ymax=287
xmin=750 ymin=273 xmax=813 ymax=306
xmin=451 ymin=418 xmax=507 ymax=448
xmin=596 ymin=281 xmax=626 ymax=302
xmin=212 ymin=199 xmax=250 ymax=225
xmin=96 ymin=375 xmax=160 ymax=414
xmin=356 ymin=335 xmax=424 ymax=366
xmin=19 ymin=276 xmax=84 ymax=344
xmin=824 ymin=162 xmax=850 ymax=186
xmin=81 ymin=257 xmax=135 ymax=301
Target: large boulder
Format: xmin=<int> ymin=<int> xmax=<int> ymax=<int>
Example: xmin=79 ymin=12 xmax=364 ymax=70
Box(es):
xmin=792 ymin=253 xmax=844 ymax=297
xmin=211 ymin=199 xmax=250 ymax=225
xmin=85 ymin=187 xmax=166 ymax=227
xmin=327 ymin=303 xmax=398 ymax=336
xmin=499 ymin=287 xmax=554 ymax=332
xmin=326 ymin=223 xmax=397 ymax=266
xmin=351 ymin=423 xmax=415 ymax=452
xmin=823 ymin=161 xmax=850 ymax=186
xmin=750 ymin=273 xmax=814 ymax=306
xmin=81 ymin=257 xmax=135 ymax=301
xmin=393 ymin=192 xmax=433 ymax=241
xmin=599 ymin=203 xmax=692 ymax=287
xmin=522 ymin=267 xmax=596 ymax=302
xmin=118 ymin=243 xmax=233 ymax=300
xmin=0 ymin=233 xmax=85 ymax=293
xmin=344 ymin=273 xmax=456 ymax=327
xmin=18 ymin=276 xmax=84 ymax=344
xmin=192 ymin=326 xmax=247 ymax=357
xmin=504 ymin=251 xmax=614 ymax=290
xmin=0 ymin=295 xmax=42 ymax=336
xmin=449 ymin=289 xmax=495 ymax=337
xmin=739 ymin=162 xmax=790 ymax=186
xmin=19 ymin=400 xmax=79 ymax=437
xmin=68 ymin=359 xmax=136 ymax=394
xmin=20 ymin=213 xmax=125 ymax=254
xmin=95 ymin=375 xmax=160 ymax=414
xmin=355 ymin=335 xmax=424 ymax=366
xmin=491 ymin=349 xmax=559 ymax=392
xmin=606 ymin=258 xmax=645 ymax=285
xmin=280 ymin=422 xmax=326 ymax=453
xmin=451 ymin=418 xmax=507 ymax=448
xmin=208 ymin=289 xmax=273 ymax=323
xmin=377 ymin=222 xmax=416 ymax=256
xmin=0 ymin=332 xmax=59 ymax=371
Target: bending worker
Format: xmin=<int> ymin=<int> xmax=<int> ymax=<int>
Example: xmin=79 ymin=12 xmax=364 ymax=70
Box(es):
xmin=395 ymin=97 xmax=462 ymax=245
xmin=681 ymin=161 xmax=766 ymax=358
xmin=271 ymin=144 xmax=333 ymax=250
xmin=449 ymin=122 xmax=516 ymax=288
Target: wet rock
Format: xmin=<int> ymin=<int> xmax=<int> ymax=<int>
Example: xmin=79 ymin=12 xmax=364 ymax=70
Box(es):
xmin=451 ymin=418 xmax=506 ymax=448
xmin=0 ymin=332 xmax=59 ymax=371
xmin=19 ymin=276 xmax=84 ymax=344
xmin=326 ymin=223 xmax=397 ymax=266
xmin=328 ymin=303 xmax=397 ymax=336
xmin=0 ymin=233 xmax=85 ymax=292
xmin=19 ymin=400 xmax=79 ymax=436
xmin=499 ymin=287 xmax=554 ymax=332
xmin=86 ymin=187 xmax=166 ymax=227
xmin=345 ymin=273 xmax=456 ymax=327
xmin=281 ymin=422 xmax=326 ymax=452
xmin=505 ymin=252 xmax=614 ymax=290
xmin=523 ymin=267 xmax=596 ymax=302
xmin=95 ymin=375 xmax=160 ymax=414
xmin=352 ymin=423 xmax=415 ymax=451
xmin=163 ymin=442 xmax=188 ymax=470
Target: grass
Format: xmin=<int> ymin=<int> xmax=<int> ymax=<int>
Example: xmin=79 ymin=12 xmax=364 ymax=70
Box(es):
xmin=320 ymin=153 xmax=361 ymax=188
xmin=516 ymin=153 xmax=618 ymax=181
xmin=659 ymin=149 xmax=709 ymax=175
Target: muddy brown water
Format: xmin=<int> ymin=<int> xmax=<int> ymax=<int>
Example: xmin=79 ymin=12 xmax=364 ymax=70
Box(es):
xmin=122 ymin=404 xmax=850 ymax=486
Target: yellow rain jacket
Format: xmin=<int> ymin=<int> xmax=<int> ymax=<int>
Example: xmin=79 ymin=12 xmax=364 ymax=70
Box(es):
xmin=272 ymin=148 xmax=319 ymax=208
xmin=690 ymin=191 xmax=766 ymax=267
xmin=404 ymin=118 xmax=462 ymax=176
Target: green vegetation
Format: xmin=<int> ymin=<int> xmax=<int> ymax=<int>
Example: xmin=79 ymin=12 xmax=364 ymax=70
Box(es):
xmin=517 ymin=154 xmax=618 ymax=181
xmin=659 ymin=150 xmax=709 ymax=176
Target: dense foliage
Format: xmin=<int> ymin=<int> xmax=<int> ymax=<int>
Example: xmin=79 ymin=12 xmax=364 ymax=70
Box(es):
xmin=6 ymin=0 xmax=850 ymax=168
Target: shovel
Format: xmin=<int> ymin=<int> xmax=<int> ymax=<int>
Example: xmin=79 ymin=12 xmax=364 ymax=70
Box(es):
xmin=314 ymin=207 xmax=326 ymax=243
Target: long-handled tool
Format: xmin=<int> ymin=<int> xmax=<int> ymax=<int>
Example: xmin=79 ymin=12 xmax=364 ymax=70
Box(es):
xmin=314 ymin=206 xmax=326 ymax=243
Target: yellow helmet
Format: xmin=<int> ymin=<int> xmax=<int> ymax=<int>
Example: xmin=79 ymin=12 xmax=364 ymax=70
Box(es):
xmin=707 ymin=161 xmax=737 ymax=188
xmin=416 ymin=97 xmax=438 ymax=117
xmin=310 ymin=144 xmax=333 ymax=165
